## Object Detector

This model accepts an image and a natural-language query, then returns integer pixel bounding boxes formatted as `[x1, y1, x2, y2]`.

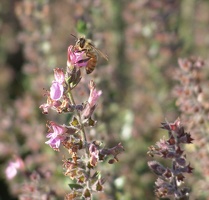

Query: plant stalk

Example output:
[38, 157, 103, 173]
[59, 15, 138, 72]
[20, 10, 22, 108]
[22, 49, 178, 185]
[68, 89, 89, 155]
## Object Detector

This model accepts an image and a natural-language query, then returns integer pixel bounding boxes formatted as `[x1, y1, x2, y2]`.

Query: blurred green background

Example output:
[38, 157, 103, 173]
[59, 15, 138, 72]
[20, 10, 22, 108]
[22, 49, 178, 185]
[1, 0, 209, 199]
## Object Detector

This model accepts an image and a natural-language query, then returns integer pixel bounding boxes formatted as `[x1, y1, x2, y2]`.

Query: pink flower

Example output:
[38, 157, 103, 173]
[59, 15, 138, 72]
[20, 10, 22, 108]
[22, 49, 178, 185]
[88, 80, 102, 107]
[89, 143, 99, 167]
[39, 101, 52, 114]
[82, 80, 102, 118]
[45, 121, 67, 150]
[67, 45, 89, 68]
[156, 139, 169, 150]
[5, 157, 24, 180]
[100, 143, 124, 164]
[39, 91, 62, 114]
[50, 68, 65, 100]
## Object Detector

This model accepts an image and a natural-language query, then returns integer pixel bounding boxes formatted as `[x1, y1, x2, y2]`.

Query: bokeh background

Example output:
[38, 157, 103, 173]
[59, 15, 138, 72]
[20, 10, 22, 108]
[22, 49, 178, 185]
[1, 0, 209, 199]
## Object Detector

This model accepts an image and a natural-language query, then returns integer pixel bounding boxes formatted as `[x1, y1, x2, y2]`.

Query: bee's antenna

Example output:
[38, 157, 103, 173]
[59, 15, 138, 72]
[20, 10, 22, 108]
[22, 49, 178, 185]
[70, 34, 77, 40]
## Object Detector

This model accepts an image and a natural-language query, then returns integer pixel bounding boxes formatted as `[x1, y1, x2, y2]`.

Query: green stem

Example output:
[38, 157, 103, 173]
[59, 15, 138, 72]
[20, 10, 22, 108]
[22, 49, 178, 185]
[67, 89, 89, 155]
[68, 88, 92, 193]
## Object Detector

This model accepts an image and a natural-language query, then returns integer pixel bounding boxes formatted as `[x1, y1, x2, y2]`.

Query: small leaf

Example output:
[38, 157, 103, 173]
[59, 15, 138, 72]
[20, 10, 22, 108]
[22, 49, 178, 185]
[77, 175, 85, 184]
[91, 171, 99, 179]
[68, 184, 83, 190]
[87, 162, 94, 169]
[83, 188, 91, 198]
[88, 117, 96, 126]
[96, 181, 103, 191]
[71, 117, 79, 127]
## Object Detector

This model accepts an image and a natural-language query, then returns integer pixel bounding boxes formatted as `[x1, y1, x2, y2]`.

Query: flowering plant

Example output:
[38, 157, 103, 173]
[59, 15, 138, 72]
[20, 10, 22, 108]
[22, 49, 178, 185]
[39, 40, 124, 199]
[173, 57, 209, 198]
[147, 118, 194, 199]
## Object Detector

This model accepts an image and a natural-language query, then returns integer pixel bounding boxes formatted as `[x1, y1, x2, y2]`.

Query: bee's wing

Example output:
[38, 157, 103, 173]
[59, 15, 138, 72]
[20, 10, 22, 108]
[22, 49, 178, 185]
[90, 44, 108, 61]
[95, 48, 108, 61]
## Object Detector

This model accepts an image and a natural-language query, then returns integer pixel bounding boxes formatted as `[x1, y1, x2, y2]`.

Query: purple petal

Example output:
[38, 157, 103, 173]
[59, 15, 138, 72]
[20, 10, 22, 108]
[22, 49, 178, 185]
[45, 137, 61, 149]
[54, 68, 65, 83]
[50, 82, 64, 100]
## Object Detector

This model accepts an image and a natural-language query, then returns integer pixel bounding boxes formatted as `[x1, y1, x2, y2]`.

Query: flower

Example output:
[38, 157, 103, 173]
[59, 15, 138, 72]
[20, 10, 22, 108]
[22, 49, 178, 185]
[45, 121, 67, 150]
[50, 68, 65, 100]
[89, 143, 99, 167]
[5, 157, 24, 180]
[67, 45, 89, 68]
[82, 80, 102, 119]
[88, 80, 102, 107]
[148, 161, 166, 176]
[100, 143, 124, 164]
[39, 91, 62, 114]
[148, 119, 194, 199]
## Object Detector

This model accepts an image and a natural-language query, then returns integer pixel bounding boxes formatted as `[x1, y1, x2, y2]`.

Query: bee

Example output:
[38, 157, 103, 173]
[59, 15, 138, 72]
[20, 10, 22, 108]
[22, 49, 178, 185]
[71, 34, 108, 74]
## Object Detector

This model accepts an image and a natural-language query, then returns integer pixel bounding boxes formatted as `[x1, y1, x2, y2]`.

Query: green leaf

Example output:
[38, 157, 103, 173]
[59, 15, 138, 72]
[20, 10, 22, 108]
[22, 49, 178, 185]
[88, 117, 96, 126]
[96, 181, 103, 191]
[77, 175, 85, 184]
[68, 183, 83, 190]
[83, 188, 91, 198]
[71, 117, 79, 127]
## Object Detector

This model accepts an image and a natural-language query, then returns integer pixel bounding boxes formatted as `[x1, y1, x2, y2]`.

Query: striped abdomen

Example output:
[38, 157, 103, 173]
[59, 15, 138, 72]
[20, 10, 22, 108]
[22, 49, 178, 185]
[85, 51, 98, 74]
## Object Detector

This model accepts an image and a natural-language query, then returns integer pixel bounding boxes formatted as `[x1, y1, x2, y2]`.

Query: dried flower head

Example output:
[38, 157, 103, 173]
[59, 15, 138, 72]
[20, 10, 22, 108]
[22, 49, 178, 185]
[148, 119, 194, 199]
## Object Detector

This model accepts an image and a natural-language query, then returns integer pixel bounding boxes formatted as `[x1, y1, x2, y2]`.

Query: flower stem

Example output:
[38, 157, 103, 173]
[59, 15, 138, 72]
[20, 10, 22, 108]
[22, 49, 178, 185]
[68, 88, 91, 190]
[67, 89, 89, 155]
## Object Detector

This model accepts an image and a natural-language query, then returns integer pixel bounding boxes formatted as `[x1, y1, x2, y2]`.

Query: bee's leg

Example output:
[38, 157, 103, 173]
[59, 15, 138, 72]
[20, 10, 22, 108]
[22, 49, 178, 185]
[86, 51, 95, 59]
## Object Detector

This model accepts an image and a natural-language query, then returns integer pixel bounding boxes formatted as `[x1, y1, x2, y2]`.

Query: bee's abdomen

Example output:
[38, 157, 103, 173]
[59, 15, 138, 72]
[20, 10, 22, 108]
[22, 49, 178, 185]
[86, 52, 98, 74]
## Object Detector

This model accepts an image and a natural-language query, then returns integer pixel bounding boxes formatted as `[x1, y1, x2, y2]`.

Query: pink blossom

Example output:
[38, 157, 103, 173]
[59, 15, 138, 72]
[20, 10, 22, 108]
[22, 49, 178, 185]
[54, 68, 65, 82]
[5, 157, 24, 179]
[50, 68, 65, 100]
[82, 80, 102, 118]
[88, 80, 102, 107]
[156, 139, 169, 150]
[67, 45, 89, 68]
[50, 82, 64, 100]
[45, 137, 62, 150]
[89, 143, 99, 167]
[39, 92, 62, 114]
[39, 102, 51, 114]
[45, 121, 67, 150]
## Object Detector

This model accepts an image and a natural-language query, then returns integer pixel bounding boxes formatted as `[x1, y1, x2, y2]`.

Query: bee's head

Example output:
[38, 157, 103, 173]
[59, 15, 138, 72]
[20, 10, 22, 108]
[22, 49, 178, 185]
[77, 37, 86, 48]
[71, 34, 86, 49]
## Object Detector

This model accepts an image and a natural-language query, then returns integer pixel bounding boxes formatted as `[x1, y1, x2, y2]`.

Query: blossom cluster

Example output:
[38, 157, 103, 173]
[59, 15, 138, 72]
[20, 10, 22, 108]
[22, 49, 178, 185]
[147, 118, 194, 199]
[173, 57, 209, 197]
[39, 41, 124, 199]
